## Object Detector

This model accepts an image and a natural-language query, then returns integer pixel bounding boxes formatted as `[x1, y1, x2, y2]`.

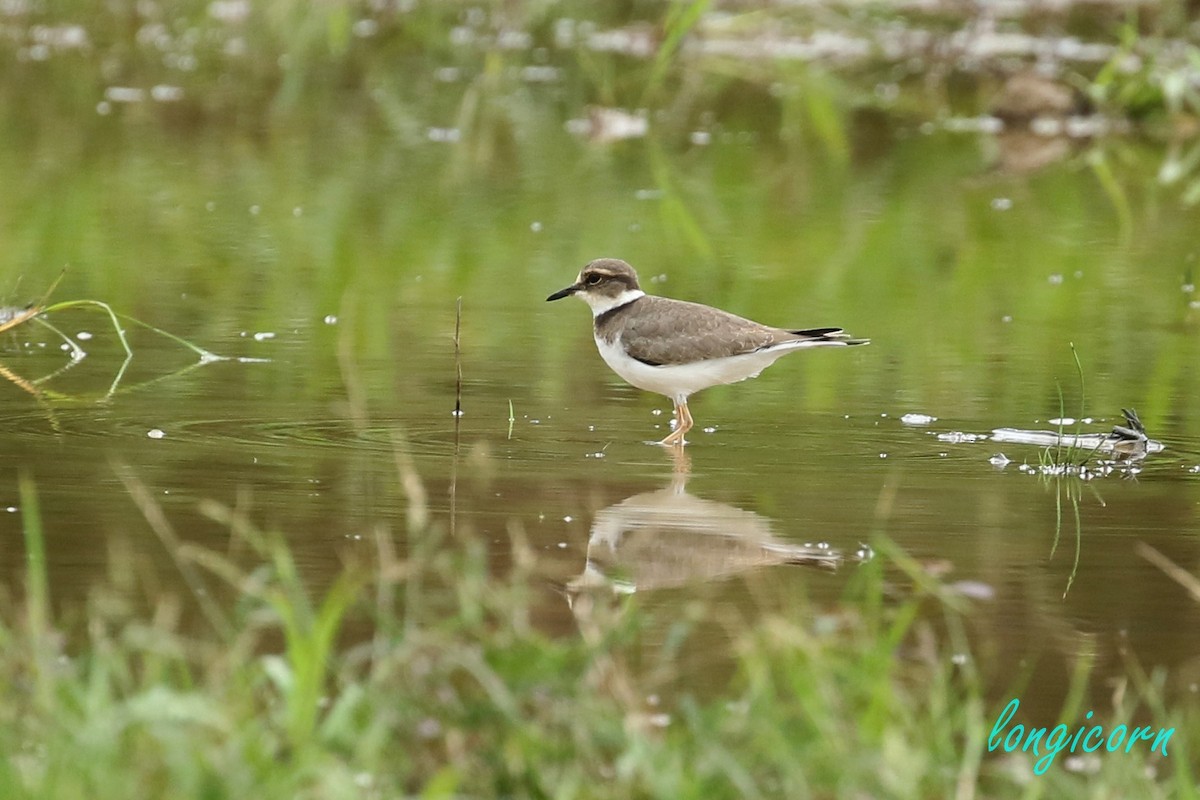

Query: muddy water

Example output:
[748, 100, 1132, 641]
[2, 48, 1200, 723]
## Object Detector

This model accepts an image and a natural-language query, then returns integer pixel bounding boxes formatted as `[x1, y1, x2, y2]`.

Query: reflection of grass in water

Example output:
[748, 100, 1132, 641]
[1, 470, 1194, 795]
[1047, 474, 1085, 600]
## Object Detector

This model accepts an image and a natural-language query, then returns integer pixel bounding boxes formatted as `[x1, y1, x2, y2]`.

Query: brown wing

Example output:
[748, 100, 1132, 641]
[618, 297, 786, 366]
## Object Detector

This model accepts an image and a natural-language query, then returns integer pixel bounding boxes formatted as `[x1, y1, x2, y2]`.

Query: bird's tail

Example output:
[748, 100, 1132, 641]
[789, 327, 870, 346]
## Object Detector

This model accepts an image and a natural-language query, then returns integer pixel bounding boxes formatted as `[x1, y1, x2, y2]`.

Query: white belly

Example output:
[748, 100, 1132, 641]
[595, 336, 802, 403]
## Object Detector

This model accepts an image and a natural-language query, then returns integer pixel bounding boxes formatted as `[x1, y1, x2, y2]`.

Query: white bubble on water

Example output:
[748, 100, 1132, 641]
[151, 85, 184, 102]
[427, 127, 461, 142]
[105, 86, 144, 103]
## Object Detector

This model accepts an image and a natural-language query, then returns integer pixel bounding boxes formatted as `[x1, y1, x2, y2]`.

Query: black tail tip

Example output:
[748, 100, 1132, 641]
[791, 327, 869, 346]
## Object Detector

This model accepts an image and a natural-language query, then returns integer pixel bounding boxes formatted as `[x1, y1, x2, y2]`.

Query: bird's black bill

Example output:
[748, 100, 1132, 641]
[546, 284, 579, 302]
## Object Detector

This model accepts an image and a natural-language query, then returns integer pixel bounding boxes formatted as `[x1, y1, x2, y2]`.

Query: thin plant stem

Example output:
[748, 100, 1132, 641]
[454, 296, 463, 419]
[18, 471, 49, 643]
[116, 466, 233, 638]
[30, 316, 86, 361]
[104, 353, 134, 400]
[19, 471, 60, 713]
[643, 0, 711, 100]
[451, 297, 463, 538]
[41, 299, 132, 359]
[1055, 381, 1066, 465]
[40, 299, 232, 362]
[117, 312, 227, 362]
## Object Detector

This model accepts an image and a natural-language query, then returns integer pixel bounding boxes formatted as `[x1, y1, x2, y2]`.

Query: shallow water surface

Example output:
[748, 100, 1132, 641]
[2, 54, 1199, 726]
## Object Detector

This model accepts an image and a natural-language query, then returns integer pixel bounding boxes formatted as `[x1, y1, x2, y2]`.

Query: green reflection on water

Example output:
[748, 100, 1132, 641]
[3, 109, 1195, 427]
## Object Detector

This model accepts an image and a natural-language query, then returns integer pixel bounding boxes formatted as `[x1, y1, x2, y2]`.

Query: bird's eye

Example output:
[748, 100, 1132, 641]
[585, 273, 603, 286]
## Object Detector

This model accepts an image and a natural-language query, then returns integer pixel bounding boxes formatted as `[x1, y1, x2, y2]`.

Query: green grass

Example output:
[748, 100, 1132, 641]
[0, 477, 1195, 798]
[1038, 344, 1096, 598]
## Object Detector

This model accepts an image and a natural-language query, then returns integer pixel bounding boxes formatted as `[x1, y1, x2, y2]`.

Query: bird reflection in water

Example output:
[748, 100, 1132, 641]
[567, 447, 841, 601]
[562, 449, 854, 723]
